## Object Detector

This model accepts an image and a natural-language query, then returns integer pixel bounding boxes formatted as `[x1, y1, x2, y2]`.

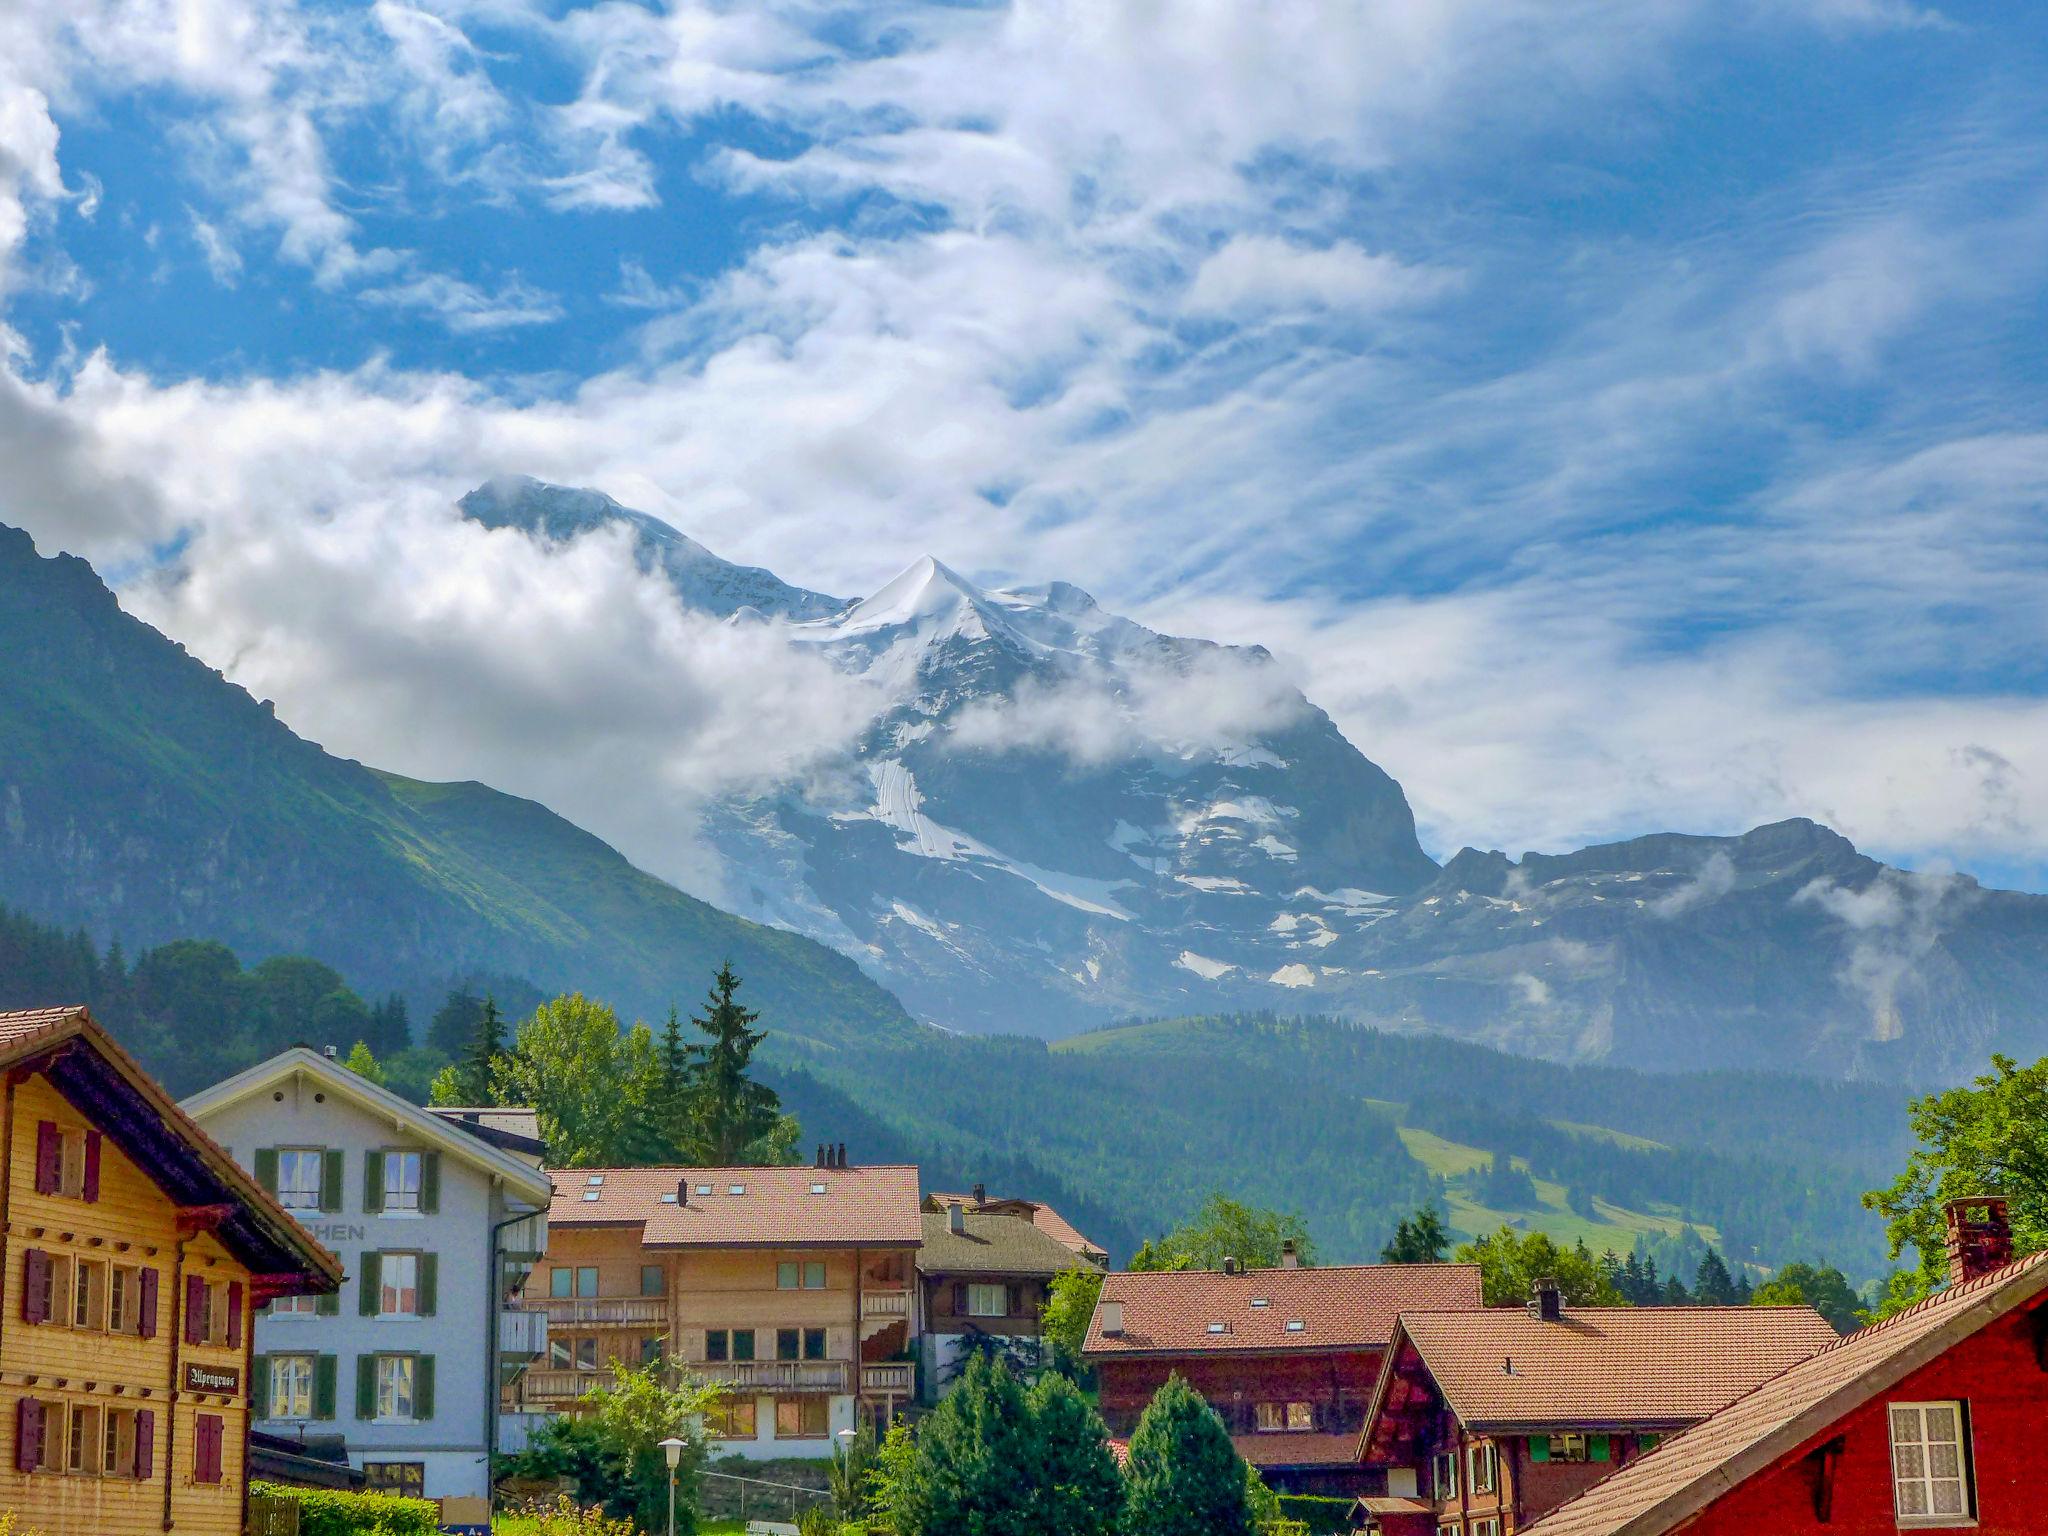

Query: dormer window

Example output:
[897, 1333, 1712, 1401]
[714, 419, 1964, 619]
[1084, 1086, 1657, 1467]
[728, 1184, 746, 1196]
[1285, 1320, 1306, 1332]
[1207, 1322, 1227, 1334]
[695, 1184, 712, 1196]
[810, 1183, 828, 1194]
[1249, 1298, 1270, 1308]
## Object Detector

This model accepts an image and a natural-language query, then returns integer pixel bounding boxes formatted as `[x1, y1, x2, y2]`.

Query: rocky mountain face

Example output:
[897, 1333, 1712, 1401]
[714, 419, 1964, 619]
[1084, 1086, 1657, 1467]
[0, 520, 914, 1045]
[473, 481, 2048, 1082]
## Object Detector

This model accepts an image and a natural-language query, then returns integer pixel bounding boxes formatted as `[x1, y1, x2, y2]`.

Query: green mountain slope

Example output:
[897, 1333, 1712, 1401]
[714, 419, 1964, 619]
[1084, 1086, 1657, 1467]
[0, 524, 913, 1043]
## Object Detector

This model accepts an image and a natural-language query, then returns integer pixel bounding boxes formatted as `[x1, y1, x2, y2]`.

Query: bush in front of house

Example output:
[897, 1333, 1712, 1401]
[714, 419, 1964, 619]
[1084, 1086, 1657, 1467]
[1276, 1494, 1354, 1534]
[248, 1481, 439, 1536]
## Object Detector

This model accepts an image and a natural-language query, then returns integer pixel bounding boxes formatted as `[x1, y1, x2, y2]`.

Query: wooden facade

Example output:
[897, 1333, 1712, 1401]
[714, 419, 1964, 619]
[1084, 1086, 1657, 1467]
[0, 1008, 340, 1534]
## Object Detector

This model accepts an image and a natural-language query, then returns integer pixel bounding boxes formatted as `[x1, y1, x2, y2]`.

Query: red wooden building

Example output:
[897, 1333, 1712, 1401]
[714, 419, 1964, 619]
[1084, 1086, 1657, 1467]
[1353, 1283, 1836, 1533]
[1082, 1251, 1481, 1496]
[1525, 1198, 2047, 1536]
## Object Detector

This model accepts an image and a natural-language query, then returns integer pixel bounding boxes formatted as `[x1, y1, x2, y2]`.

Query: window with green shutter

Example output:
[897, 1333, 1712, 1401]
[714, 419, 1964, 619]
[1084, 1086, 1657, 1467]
[418, 1253, 438, 1318]
[1529, 1434, 1550, 1462]
[1590, 1434, 1611, 1462]
[415, 1355, 435, 1421]
[251, 1356, 270, 1420]
[320, 1149, 345, 1213]
[363, 1151, 386, 1215]
[359, 1252, 383, 1317]
[313, 1355, 338, 1420]
[317, 1288, 340, 1318]
[420, 1152, 441, 1215]
[355, 1355, 377, 1420]
[254, 1148, 279, 1194]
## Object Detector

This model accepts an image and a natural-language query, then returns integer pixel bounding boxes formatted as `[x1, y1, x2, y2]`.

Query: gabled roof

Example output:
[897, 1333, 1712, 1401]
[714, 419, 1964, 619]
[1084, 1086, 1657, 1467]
[550, 1163, 922, 1249]
[1235, 1431, 1360, 1470]
[926, 1191, 1106, 1261]
[182, 1048, 553, 1208]
[1524, 1251, 2048, 1536]
[1359, 1304, 1837, 1458]
[919, 1210, 1093, 1277]
[427, 1105, 546, 1158]
[1083, 1263, 1482, 1357]
[0, 1007, 341, 1294]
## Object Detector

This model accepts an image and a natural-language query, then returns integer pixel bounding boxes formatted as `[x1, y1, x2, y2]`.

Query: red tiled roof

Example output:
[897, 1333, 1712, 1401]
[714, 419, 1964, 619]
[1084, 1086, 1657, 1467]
[1379, 1305, 1837, 1434]
[1234, 1432, 1361, 1469]
[927, 1191, 1106, 1259]
[0, 1005, 89, 1052]
[1524, 1251, 2048, 1536]
[549, 1163, 922, 1248]
[1083, 1263, 1482, 1356]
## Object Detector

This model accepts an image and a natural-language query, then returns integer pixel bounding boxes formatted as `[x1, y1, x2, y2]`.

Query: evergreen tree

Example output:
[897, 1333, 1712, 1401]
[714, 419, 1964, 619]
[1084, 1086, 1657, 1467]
[364, 993, 411, 1057]
[1026, 1371, 1122, 1536]
[463, 996, 507, 1097]
[1620, 1251, 1647, 1304]
[1122, 1374, 1256, 1536]
[685, 965, 783, 1164]
[897, 1351, 1040, 1536]
[657, 1005, 697, 1157]
[1381, 1202, 1451, 1263]
[1693, 1249, 1739, 1305]
[427, 988, 486, 1058]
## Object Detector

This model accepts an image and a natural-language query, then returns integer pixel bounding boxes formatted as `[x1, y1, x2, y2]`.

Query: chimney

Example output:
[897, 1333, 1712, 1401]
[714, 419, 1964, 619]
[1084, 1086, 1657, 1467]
[836, 1141, 848, 1169]
[972, 1182, 987, 1208]
[676, 1179, 688, 1207]
[1280, 1239, 1300, 1270]
[1945, 1196, 2013, 1284]
[1222, 1257, 1239, 1276]
[816, 1144, 827, 1168]
[1530, 1276, 1563, 1323]
[1098, 1300, 1125, 1337]
[323, 1044, 338, 1060]
[947, 1203, 966, 1235]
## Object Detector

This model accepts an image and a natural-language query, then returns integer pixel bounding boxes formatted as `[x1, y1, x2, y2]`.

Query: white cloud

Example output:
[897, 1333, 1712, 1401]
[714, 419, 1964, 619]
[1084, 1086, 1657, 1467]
[358, 271, 563, 333]
[1184, 236, 1455, 319]
[188, 210, 243, 286]
[1651, 852, 1737, 918]
[1794, 868, 1978, 1040]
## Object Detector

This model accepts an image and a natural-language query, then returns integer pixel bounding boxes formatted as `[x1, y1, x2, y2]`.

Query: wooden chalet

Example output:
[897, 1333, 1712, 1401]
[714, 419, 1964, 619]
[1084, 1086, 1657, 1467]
[0, 1006, 343, 1534]
[1353, 1280, 1836, 1534]
[1524, 1199, 2048, 1536]
[1083, 1252, 1482, 1497]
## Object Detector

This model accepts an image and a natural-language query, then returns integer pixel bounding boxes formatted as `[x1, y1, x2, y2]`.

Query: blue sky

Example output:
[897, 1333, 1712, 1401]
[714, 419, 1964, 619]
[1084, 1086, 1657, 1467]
[2, 0, 2047, 893]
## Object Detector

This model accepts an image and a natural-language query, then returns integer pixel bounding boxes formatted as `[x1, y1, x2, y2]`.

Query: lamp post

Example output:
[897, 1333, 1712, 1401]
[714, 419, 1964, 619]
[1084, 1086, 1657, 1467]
[659, 1436, 687, 1536]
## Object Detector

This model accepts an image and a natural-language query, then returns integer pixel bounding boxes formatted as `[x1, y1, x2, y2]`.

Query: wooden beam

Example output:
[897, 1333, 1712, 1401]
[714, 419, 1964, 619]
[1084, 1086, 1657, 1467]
[1807, 1436, 1845, 1523]
[176, 1203, 236, 1235]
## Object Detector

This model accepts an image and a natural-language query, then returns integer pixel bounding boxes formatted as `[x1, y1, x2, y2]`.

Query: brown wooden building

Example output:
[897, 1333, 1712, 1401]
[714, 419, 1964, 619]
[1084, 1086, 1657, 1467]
[1083, 1256, 1482, 1496]
[0, 1006, 341, 1534]
[522, 1156, 921, 1456]
[917, 1200, 1098, 1402]
[1354, 1283, 1837, 1535]
[924, 1188, 1109, 1267]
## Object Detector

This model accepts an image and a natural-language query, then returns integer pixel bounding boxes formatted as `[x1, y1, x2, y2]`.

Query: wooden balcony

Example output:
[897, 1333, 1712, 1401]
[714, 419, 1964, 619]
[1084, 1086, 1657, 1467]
[519, 1368, 603, 1405]
[690, 1360, 850, 1394]
[539, 1296, 669, 1327]
[500, 1304, 548, 1360]
[860, 1363, 914, 1396]
[861, 1290, 910, 1322]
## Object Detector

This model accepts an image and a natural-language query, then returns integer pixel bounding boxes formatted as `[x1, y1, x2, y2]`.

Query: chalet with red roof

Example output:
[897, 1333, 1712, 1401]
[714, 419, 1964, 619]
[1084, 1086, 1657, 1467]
[1082, 1250, 1482, 1497]
[1353, 1279, 1837, 1534]
[1524, 1198, 2047, 1536]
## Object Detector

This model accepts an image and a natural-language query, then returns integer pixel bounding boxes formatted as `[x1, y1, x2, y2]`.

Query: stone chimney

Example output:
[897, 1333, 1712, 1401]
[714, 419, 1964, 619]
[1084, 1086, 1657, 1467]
[1945, 1196, 2013, 1285]
[1281, 1239, 1300, 1270]
[836, 1141, 848, 1169]
[947, 1203, 966, 1235]
[815, 1144, 827, 1168]
[1529, 1276, 1563, 1323]
[676, 1179, 688, 1207]
[972, 1182, 987, 1208]
[1221, 1256, 1239, 1276]
[1098, 1300, 1125, 1337]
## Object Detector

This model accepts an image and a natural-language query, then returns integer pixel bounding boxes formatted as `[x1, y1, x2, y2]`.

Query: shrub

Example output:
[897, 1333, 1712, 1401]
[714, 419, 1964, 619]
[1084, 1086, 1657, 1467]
[248, 1481, 438, 1536]
[493, 1494, 638, 1535]
[1273, 1495, 1353, 1534]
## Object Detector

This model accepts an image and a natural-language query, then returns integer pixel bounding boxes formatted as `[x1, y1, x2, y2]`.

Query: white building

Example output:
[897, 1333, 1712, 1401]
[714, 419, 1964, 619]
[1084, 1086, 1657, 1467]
[184, 1049, 551, 1502]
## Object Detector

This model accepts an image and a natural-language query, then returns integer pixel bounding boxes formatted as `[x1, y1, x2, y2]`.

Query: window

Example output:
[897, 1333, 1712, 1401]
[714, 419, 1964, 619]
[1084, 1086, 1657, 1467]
[780, 1259, 827, 1289]
[364, 1463, 425, 1498]
[102, 1407, 144, 1479]
[575, 1338, 598, 1370]
[380, 1253, 420, 1317]
[804, 1327, 827, 1361]
[1254, 1401, 1314, 1431]
[68, 1403, 104, 1474]
[778, 1328, 801, 1361]
[1534, 1432, 1605, 1464]
[108, 1264, 145, 1334]
[376, 1355, 417, 1421]
[641, 1264, 665, 1297]
[272, 1292, 319, 1317]
[775, 1396, 829, 1438]
[1889, 1401, 1973, 1526]
[551, 1265, 598, 1299]
[705, 1329, 729, 1363]
[549, 1336, 598, 1370]
[270, 1353, 316, 1419]
[17, 1398, 60, 1471]
[1469, 1441, 1498, 1495]
[705, 1328, 756, 1363]
[183, 1275, 242, 1348]
[967, 1283, 1008, 1317]
[383, 1150, 423, 1213]
[804, 1261, 826, 1289]
[276, 1148, 327, 1211]
[72, 1258, 107, 1330]
[708, 1398, 758, 1439]
[1432, 1449, 1459, 1499]
[1472, 1521, 1502, 1536]
[732, 1329, 755, 1362]
[641, 1336, 664, 1366]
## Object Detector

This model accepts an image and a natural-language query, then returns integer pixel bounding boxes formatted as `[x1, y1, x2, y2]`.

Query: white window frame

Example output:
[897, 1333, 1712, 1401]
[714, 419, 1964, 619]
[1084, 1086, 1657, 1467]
[966, 1282, 1008, 1317]
[1433, 1448, 1459, 1499]
[1888, 1400, 1973, 1527]
[1469, 1440, 1498, 1494]
[275, 1148, 326, 1211]
[379, 1252, 420, 1318]
[271, 1292, 319, 1318]
[1471, 1520, 1502, 1536]
[71, 1257, 107, 1331]
[382, 1149, 424, 1214]
[271, 1353, 316, 1420]
[375, 1355, 417, 1423]
[67, 1402, 104, 1474]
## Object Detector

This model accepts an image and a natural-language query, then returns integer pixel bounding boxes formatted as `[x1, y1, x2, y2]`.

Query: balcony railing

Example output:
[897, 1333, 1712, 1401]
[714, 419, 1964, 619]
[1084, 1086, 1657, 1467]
[500, 1305, 548, 1359]
[690, 1360, 850, 1394]
[539, 1296, 669, 1327]
[860, 1363, 914, 1396]
[861, 1290, 910, 1321]
[519, 1369, 602, 1405]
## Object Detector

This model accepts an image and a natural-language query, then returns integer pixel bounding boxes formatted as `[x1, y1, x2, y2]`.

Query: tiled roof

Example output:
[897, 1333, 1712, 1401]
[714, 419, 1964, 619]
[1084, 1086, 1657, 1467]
[1382, 1305, 1838, 1433]
[1084, 1263, 1482, 1356]
[918, 1210, 1093, 1277]
[927, 1191, 1106, 1259]
[1233, 1432, 1360, 1469]
[549, 1163, 922, 1248]
[0, 1005, 89, 1052]
[1524, 1251, 2048, 1536]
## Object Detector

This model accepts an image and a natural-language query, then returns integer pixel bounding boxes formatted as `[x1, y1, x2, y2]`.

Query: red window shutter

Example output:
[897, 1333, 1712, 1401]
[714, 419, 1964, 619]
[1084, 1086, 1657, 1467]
[138, 1266, 160, 1339]
[15, 1398, 40, 1472]
[195, 1413, 222, 1484]
[21, 1249, 49, 1324]
[83, 1129, 102, 1202]
[185, 1274, 207, 1345]
[33, 1121, 59, 1194]
[134, 1408, 155, 1479]
[225, 1281, 244, 1348]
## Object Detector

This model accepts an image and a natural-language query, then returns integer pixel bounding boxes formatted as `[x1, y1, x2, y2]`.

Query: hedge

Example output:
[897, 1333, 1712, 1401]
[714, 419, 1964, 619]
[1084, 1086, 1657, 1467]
[1276, 1494, 1354, 1535]
[249, 1481, 439, 1536]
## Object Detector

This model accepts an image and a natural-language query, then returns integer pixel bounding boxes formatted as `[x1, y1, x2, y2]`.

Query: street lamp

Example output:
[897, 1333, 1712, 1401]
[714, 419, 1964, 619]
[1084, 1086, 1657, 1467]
[659, 1436, 687, 1536]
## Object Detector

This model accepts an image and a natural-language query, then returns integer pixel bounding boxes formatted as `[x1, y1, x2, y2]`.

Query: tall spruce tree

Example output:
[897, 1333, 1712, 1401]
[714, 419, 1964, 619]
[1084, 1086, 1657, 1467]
[686, 964, 782, 1164]
[657, 1005, 696, 1158]
[1026, 1371, 1122, 1536]
[1381, 1202, 1450, 1263]
[1121, 1374, 1256, 1536]
[897, 1351, 1040, 1536]
[463, 996, 507, 1099]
